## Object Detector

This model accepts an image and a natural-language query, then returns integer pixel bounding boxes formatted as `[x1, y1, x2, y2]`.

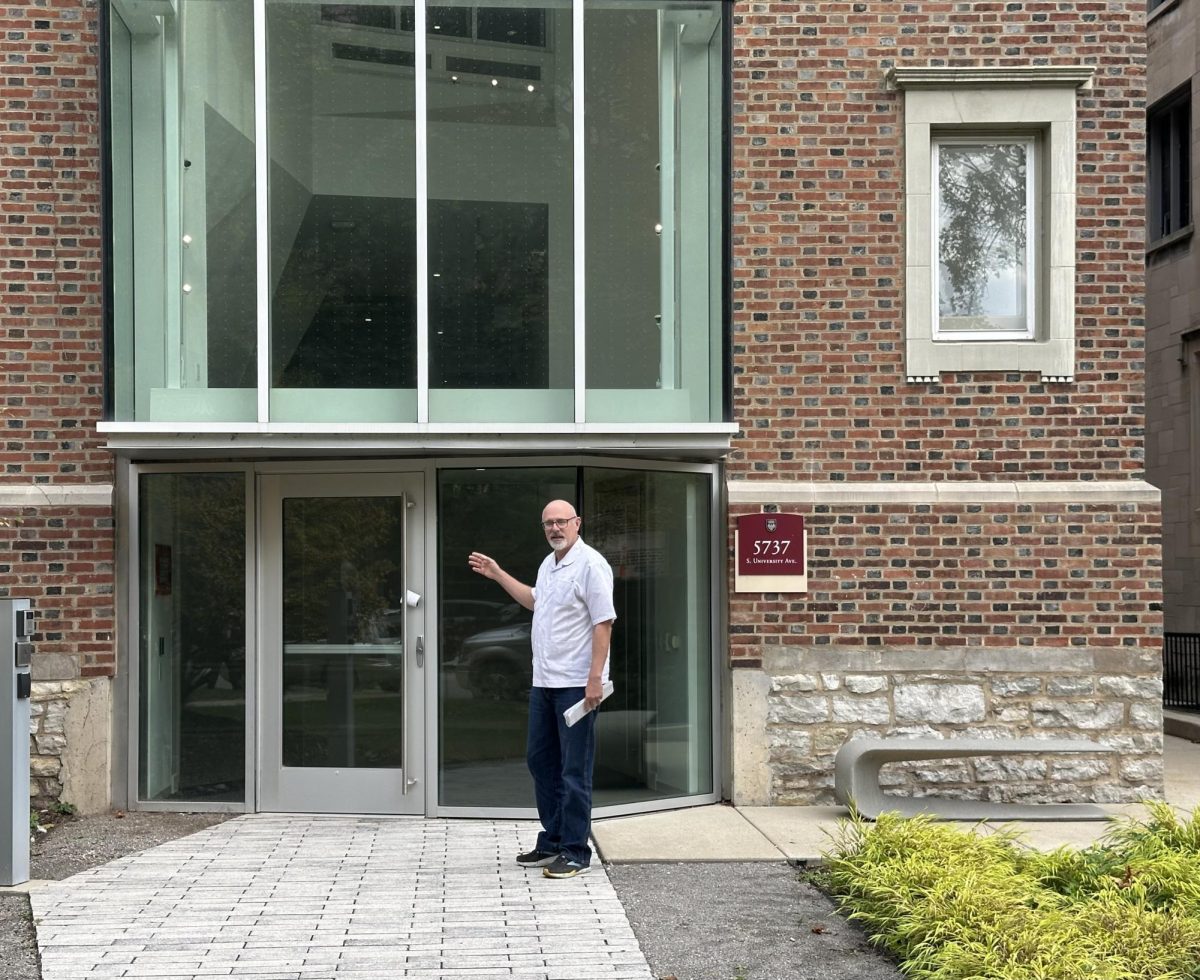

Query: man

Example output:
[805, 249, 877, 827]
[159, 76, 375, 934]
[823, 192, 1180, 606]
[468, 499, 616, 879]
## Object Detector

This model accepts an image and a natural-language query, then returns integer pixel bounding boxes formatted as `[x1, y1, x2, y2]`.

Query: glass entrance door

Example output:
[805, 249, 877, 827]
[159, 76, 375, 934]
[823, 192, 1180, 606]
[259, 472, 425, 813]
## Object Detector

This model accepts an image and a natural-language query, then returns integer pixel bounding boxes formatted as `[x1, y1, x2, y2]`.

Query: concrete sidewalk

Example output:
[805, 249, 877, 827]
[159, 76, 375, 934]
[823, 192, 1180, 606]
[594, 733, 1200, 864]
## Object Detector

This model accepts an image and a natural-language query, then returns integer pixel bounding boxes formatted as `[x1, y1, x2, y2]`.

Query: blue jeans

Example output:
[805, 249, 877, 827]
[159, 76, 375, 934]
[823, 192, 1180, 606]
[527, 686, 597, 865]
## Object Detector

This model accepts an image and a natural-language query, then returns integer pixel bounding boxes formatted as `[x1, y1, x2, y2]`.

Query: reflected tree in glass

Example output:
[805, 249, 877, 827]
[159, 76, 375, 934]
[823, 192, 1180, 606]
[937, 143, 1028, 320]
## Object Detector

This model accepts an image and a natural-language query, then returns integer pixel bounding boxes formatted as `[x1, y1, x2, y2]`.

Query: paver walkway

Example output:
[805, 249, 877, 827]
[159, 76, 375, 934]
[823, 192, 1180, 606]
[30, 814, 653, 980]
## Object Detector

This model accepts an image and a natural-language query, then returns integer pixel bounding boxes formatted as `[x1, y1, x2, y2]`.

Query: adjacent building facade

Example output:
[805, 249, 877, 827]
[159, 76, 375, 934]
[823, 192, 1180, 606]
[1146, 0, 1200, 691]
[1, 0, 1162, 818]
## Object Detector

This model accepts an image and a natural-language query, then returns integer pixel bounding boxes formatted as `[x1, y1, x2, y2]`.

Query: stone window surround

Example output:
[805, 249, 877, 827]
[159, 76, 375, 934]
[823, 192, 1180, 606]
[887, 66, 1096, 384]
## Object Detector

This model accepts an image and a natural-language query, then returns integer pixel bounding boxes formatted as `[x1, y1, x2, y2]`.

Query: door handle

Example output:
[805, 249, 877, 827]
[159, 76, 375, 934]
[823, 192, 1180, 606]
[415, 635, 424, 668]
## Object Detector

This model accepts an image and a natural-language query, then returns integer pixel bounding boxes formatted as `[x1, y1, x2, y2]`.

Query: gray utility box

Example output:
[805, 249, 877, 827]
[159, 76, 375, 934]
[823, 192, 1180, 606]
[2, 598, 32, 886]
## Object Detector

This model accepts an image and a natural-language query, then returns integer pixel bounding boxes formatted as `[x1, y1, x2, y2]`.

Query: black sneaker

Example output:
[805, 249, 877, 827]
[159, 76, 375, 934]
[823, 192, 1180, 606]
[542, 855, 590, 878]
[516, 848, 558, 868]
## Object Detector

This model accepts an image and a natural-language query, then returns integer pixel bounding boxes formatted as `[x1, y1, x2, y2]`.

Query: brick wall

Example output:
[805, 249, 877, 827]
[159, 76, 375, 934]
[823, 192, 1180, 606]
[729, 1, 1147, 481]
[1, 1, 112, 810]
[0, 0, 113, 687]
[726, 3, 1161, 805]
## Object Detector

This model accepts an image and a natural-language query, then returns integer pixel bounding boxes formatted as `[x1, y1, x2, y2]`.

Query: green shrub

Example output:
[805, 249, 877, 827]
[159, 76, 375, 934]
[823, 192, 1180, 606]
[822, 805, 1200, 980]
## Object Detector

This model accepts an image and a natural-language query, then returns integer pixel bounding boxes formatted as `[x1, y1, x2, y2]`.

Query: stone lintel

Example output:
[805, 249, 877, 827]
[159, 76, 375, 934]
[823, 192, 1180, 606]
[0, 484, 115, 507]
[886, 65, 1096, 91]
[762, 646, 1157, 675]
[728, 479, 1161, 507]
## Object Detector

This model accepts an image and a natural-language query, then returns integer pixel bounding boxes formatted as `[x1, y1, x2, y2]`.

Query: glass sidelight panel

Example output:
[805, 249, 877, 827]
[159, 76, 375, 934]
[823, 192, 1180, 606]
[109, 1, 258, 422]
[138, 473, 247, 802]
[583, 467, 713, 804]
[436, 464, 713, 809]
[426, 1, 574, 422]
[437, 467, 575, 807]
[267, 0, 418, 422]
[584, 3, 724, 423]
[281, 496, 407, 768]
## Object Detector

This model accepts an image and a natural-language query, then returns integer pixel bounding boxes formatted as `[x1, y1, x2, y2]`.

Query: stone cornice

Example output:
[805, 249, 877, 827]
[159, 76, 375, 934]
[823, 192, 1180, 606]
[727, 479, 1160, 506]
[886, 65, 1095, 91]
[0, 484, 114, 507]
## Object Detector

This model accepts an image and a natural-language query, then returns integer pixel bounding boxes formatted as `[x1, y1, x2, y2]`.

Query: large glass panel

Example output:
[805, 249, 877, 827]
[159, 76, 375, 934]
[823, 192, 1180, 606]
[935, 139, 1034, 338]
[584, 3, 723, 423]
[138, 473, 246, 802]
[436, 464, 713, 808]
[583, 468, 713, 804]
[426, 1, 573, 422]
[281, 496, 406, 768]
[437, 467, 574, 807]
[267, 0, 418, 421]
[110, 1, 258, 422]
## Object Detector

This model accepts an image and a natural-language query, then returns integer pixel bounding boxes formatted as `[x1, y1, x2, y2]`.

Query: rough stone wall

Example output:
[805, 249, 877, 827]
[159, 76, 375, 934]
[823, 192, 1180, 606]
[765, 648, 1162, 805]
[1, 0, 112, 807]
[728, 2, 1160, 805]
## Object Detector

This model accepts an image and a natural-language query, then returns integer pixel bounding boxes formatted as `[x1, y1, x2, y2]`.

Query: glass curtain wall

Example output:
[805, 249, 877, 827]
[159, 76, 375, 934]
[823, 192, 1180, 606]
[109, 0, 258, 422]
[437, 465, 713, 809]
[109, 0, 725, 426]
[267, 0, 418, 421]
[584, 3, 723, 423]
[427, 1, 574, 422]
[137, 473, 247, 802]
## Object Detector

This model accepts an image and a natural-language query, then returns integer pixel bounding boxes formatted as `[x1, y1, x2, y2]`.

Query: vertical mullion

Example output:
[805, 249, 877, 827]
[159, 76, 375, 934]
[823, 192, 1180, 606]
[573, 0, 585, 424]
[416, 0, 429, 424]
[1168, 109, 1180, 235]
[162, 18, 181, 389]
[253, 0, 269, 425]
[930, 140, 941, 338]
[1026, 138, 1035, 339]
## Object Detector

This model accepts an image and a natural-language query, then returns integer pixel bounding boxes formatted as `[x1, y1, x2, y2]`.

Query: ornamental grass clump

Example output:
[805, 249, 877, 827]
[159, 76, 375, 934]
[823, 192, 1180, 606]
[822, 804, 1200, 980]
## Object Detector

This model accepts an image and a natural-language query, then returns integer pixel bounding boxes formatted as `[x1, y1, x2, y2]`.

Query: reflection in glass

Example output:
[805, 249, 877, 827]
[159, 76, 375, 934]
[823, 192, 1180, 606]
[584, 468, 713, 805]
[138, 473, 246, 802]
[936, 141, 1032, 336]
[281, 496, 406, 769]
[109, 1, 257, 421]
[436, 466, 713, 809]
[585, 3, 724, 422]
[268, 0, 417, 420]
[437, 468, 575, 807]
[427, 1, 573, 420]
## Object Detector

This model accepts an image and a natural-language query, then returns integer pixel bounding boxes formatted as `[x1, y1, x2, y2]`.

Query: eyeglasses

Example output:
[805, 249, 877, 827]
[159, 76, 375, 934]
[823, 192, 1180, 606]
[540, 517, 578, 530]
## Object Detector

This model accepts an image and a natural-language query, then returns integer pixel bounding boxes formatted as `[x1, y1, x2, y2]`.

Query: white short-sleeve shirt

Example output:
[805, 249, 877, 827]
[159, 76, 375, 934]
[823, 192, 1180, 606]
[529, 538, 617, 688]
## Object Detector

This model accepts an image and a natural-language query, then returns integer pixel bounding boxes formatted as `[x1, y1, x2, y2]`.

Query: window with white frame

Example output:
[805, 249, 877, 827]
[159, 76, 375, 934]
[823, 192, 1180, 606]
[933, 136, 1036, 341]
[889, 66, 1093, 383]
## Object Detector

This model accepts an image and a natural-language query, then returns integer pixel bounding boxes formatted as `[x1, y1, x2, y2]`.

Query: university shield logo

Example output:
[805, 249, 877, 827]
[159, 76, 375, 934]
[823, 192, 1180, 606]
[765, 518, 777, 532]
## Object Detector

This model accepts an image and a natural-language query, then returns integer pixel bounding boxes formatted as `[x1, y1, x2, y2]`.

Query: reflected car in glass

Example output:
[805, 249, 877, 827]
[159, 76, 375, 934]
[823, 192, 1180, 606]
[442, 602, 532, 701]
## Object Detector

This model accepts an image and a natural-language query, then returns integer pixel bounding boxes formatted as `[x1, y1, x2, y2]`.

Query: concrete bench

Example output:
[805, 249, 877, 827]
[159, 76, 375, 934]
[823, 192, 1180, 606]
[834, 737, 1111, 821]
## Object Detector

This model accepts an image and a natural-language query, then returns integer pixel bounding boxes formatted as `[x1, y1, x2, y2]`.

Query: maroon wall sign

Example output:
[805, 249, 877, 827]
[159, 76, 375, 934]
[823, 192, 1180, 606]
[736, 513, 805, 576]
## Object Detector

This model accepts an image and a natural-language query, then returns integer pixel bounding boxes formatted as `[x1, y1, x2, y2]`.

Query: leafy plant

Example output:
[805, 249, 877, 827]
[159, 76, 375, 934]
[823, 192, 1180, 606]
[822, 805, 1200, 980]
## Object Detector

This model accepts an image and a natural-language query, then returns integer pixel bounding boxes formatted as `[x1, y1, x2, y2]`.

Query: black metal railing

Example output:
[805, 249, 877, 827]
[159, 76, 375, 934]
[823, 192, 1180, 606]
[1164, 633, 1200, 711]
